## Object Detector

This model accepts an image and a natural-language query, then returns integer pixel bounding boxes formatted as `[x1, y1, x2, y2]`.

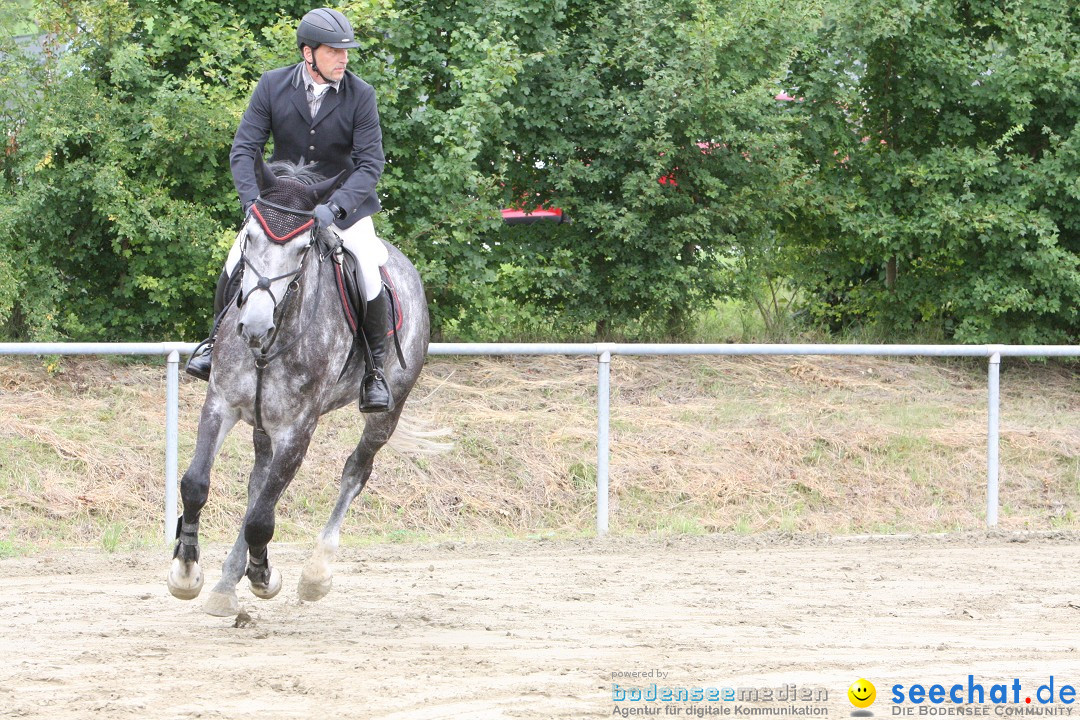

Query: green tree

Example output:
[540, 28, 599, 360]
[0, 0, 528, 340]
[482, 0, 817, 338]
[0, 0, 278, 340]
[348, 0, 526, 334]
[5, 0, 1079, 345]
[788, 0, 1080, 342]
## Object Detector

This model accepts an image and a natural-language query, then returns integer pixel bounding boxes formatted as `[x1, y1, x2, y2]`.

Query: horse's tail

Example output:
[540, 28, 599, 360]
[387, 414, 453, 456]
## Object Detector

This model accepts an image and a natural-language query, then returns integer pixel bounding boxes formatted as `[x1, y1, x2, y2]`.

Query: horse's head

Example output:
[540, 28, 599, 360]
[236, 157, 345, 350]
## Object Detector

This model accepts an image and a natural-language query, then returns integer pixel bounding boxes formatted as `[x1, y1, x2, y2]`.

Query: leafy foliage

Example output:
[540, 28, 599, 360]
[0, 0, 265, 340]
[787, 0, 1080, 342]
[476, 0, 817, 338]
[1, 0, 1078, 343]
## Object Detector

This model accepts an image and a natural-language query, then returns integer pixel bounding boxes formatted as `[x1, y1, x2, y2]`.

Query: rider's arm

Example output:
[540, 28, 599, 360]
[327, 82, 384, 219]
[230, 73, 274, 212]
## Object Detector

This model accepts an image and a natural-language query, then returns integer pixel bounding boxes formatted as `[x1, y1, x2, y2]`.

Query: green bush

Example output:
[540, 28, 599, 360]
[1, 0, 1078, 343]
[787, 0, 1080, 343]
[0, 1, 263, 340]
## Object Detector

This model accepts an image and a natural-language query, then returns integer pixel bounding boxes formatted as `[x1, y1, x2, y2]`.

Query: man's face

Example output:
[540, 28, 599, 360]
[305, 44, 348, 83]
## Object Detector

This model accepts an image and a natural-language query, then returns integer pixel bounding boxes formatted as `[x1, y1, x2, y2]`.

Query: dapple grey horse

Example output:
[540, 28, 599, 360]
[167, 159, 430, 617]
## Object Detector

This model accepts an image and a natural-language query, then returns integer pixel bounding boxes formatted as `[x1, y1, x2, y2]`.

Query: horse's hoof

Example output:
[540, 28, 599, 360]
[204, 590, 239, 617]
[297, 571, 333, 602]
[249, 567, 282, 600]
[167, 558, 203, 600]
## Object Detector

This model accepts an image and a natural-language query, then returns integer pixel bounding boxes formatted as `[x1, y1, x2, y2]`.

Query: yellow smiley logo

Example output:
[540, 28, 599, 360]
[848, 678, 876, 708]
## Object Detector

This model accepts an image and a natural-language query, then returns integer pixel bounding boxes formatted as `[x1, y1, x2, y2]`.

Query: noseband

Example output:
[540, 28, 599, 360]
[237, 234, 311, 313]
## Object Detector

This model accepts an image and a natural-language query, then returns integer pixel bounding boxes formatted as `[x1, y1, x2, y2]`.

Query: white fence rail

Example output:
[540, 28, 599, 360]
[2, 342, 1078, 540]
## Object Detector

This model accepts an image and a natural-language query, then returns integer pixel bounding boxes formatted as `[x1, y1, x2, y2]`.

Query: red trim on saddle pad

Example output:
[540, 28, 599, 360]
[334, 263, 358, 335]
[380, 267, 404, 336]
[332, 264, 405, 337]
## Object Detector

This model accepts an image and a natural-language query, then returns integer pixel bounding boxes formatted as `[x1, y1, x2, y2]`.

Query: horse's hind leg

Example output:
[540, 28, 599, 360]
[167, 395, 238, 600]
[299, 409, 402, 601]
[203, 428, 274, 617]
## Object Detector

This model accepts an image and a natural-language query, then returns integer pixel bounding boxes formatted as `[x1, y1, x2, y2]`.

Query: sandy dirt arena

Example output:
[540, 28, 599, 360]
[1, 533, 1079, 720]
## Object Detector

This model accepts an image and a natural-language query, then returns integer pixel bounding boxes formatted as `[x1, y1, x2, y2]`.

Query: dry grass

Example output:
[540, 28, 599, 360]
[1, 354, 1078, 551]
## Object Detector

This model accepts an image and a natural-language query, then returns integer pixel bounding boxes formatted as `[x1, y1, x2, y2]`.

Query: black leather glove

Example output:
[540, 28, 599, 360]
[313, 203, 339, 231]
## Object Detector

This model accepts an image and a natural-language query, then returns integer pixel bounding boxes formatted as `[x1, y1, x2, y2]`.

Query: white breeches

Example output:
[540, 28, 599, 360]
[226, 215, 389, 302]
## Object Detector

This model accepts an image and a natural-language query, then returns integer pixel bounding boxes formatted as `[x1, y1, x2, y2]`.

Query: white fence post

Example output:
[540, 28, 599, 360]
[165, 350, 181, 545]
[596, 347, 612, 536]
[986, 349, 1002, 527]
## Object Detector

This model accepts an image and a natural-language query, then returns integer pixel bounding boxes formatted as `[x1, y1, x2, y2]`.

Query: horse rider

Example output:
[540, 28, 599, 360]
[186, 7, 394, 413]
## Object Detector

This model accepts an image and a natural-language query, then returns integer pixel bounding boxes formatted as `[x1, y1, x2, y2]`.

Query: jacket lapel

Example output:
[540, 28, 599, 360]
[290, 81, 312, 125]
[312, 87, 342, 128]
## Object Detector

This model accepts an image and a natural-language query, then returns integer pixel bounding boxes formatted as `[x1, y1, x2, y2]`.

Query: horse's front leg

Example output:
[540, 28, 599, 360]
[167, 395, 239, 600]
[203, 428, 274, 617]
[299, 408, 403, 601]
[242, 420, 318, 601]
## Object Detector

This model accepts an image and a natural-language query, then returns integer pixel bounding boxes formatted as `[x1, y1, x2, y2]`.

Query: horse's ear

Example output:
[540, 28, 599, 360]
[254, 155, 278, 193]
[308, 168, 351, 205]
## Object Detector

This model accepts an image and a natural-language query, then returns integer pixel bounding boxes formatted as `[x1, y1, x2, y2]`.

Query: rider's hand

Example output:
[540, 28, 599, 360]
[313, 203, 338, 231]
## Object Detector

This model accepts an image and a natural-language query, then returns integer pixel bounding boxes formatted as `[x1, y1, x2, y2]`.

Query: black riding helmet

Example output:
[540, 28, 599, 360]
[296, 8, 361, 51]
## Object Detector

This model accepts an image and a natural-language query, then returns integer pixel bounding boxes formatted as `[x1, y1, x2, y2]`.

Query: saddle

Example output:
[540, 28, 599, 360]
[219, 228, 405, 369]
[334, 247, 365, 336]
[332, 244, 406, 366]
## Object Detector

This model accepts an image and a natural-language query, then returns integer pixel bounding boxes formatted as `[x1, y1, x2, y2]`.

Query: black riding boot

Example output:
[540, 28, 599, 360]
[359, 287, 394, 413]
[185, 270, 231, 381]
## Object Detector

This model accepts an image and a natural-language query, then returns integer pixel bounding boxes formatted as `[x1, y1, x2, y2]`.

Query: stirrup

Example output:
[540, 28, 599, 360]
[185, 341, 213, 381]
[359, 369, 394, 413]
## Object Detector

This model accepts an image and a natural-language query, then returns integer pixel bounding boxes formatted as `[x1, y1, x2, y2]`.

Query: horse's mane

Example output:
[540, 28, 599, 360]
[266, 160, 324, 186]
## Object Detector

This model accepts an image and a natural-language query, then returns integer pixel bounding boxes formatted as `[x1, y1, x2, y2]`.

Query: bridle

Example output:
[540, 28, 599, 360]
[237, 201, 342, 434]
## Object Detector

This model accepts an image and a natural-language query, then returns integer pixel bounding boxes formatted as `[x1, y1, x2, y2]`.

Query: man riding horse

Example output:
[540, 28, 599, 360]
[187, 7, 394, 414]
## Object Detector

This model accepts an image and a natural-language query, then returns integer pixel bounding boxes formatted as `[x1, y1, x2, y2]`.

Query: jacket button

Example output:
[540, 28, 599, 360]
[310, 129, 315, 135]
[309, 145, 315, 151]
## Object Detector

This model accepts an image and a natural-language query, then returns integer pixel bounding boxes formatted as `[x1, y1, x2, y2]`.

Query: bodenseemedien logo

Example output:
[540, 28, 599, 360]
[850, 679, 877, 716]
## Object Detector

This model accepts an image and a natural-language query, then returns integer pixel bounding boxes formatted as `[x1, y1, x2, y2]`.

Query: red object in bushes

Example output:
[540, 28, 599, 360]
[658, 142, 722, 187]
[500, 206, 568, 225]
